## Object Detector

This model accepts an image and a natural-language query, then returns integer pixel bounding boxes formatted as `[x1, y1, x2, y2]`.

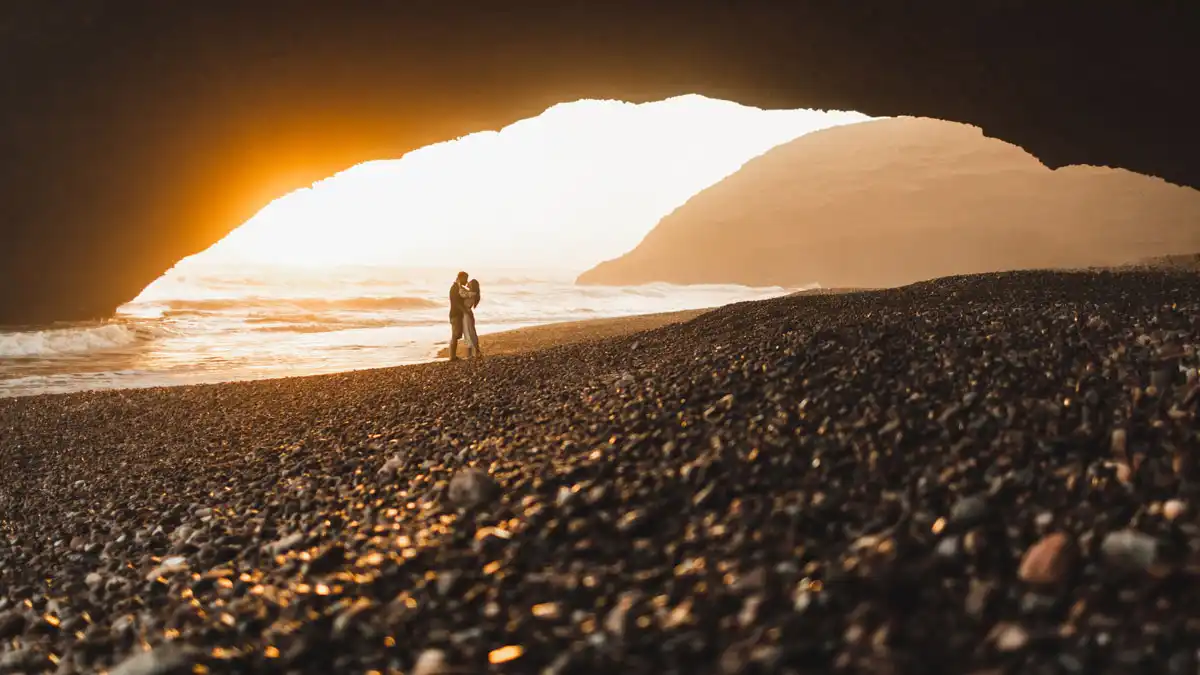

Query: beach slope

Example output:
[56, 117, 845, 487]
[435, 309, 709, 359]
[2, 270, 1200, 673]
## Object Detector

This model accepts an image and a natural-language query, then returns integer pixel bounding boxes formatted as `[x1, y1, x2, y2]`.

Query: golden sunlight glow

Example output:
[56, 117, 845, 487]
[190, 95, 871, 272]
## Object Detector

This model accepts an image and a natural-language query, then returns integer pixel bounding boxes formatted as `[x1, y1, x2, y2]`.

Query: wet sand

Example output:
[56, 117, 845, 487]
[3, 269, 1200, 673]
[436, 289, 867, 360]
[436, 309, 710, 359]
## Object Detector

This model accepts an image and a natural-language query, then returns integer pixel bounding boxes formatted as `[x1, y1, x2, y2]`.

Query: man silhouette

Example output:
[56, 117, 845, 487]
[447, 271, 469, 361]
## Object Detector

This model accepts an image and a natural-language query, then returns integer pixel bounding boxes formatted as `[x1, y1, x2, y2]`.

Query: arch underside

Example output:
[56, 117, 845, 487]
[0, 2, 1195, 325]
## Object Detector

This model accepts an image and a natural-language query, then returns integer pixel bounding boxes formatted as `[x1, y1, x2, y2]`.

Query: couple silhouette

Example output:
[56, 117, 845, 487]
[448, 271, 482, 361]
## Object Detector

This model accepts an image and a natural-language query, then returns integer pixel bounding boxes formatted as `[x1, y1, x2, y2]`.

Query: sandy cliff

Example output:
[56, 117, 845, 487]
[578, 118, 1200, 288]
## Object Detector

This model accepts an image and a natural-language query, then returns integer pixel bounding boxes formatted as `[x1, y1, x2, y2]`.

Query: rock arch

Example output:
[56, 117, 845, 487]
[0, 2, 1195, 324]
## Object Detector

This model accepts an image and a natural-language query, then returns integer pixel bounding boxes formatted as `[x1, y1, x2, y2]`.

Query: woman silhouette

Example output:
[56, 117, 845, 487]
[459, 278, 483, 358]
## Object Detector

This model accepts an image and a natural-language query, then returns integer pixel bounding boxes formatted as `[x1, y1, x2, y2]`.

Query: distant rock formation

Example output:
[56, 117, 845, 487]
[577, 118, 1200, 289]
[1130, 253, 1200, 272]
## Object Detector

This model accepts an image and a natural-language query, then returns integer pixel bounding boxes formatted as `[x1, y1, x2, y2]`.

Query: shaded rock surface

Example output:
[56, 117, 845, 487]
[4, 270, 1200, 673]
[578, 117, 1200, 288]
[1, 5, 1197, 327]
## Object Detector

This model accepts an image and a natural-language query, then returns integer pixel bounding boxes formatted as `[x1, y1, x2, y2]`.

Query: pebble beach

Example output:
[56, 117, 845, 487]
[4, 269, 1200, 674]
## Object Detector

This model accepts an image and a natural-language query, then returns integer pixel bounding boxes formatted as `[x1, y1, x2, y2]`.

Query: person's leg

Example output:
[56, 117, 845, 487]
[468, 312, 482, 357]
[449, 315, 464, 360]
[462, 312, 476, 357]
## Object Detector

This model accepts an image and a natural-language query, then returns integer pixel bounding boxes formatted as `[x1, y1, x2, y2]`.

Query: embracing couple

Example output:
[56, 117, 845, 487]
[448, 271, 483, 361]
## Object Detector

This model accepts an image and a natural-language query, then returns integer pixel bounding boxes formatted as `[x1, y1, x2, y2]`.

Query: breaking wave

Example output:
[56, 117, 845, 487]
[5, 271, 802, 397]
[161, 296, 440, 315]
[0, 322, 171, 359]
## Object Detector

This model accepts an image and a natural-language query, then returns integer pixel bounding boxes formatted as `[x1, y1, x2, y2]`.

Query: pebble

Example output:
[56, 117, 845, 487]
[1106, 460, 1133, 484]
[965, 580, 996, 618]
[447, 467, 499, 509]
[1018, 533, 1076, 585]
[936, 537, 960, 558]
[487, 645, 524, 664]
[0, 611, 27, 639]
[108, 644, 196, 675]
[144, 556, 188, 581]
[170, 525, 193, 542]
[305, 544, 347, 575]
[410, 649, 449, 675]
[990, 623, 1030, 652]
[1111, 428, 1128, 457]
[1152, 367, 1174, 391]
[950, 494, 990, 525]
[267, 531, 305, 555]
[377, 453, 405, 479]
[1101, 530, 1159, 571]
[0, 649, 46, 672]
[1164, 499, 1187, 521]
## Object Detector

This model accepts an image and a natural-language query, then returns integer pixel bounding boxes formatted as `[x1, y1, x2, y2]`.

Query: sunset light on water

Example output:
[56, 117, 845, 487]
[0, 96, 865, 396]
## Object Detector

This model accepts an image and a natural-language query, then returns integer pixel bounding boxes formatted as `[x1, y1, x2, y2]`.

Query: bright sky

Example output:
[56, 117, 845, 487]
[189, 95, 871, 273]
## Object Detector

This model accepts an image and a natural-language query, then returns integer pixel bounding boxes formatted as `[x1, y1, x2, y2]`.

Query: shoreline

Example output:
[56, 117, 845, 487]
[0, 308, 719, 401]
[432, 287, 870, 360]
[433, 308, 712, 359]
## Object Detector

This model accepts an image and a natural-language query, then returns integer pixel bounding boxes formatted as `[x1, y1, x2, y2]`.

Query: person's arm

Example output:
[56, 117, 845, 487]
[458, 286, 478, 302]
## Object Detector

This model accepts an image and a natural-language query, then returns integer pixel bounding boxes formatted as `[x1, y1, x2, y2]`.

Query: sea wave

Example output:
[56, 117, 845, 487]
[250, 319, 401, 334]
[162, 296, 440, 314]
[0, 322, 171, 359]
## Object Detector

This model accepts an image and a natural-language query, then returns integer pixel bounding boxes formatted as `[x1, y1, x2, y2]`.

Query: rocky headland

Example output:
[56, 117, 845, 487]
[578, 118, 1200, 289]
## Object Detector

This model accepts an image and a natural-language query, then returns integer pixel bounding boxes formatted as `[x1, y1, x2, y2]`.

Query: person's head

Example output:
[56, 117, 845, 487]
[456, 271, 468, 285]
[468, 278, 481, 307]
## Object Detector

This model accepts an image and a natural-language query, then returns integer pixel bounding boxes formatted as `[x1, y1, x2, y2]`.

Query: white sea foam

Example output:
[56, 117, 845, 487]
[0, 265, 809, 397]
[0, 323, 169, 359]
[162, 295, 440, 314]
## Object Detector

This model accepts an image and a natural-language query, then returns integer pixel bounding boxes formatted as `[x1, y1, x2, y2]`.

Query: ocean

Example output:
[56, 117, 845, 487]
[0, 262, 800, 398]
